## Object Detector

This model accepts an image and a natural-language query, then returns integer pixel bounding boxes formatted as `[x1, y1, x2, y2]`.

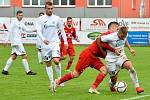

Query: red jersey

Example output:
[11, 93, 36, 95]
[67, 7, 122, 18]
[88, 31, 115, 58]
[64, 25, 77, 43]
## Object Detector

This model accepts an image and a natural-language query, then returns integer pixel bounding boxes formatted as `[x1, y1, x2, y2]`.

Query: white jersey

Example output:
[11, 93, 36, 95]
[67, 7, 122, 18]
[101, 32, 127, 62]
[9, 19, 33, 46]
[36, 14, 67, 49]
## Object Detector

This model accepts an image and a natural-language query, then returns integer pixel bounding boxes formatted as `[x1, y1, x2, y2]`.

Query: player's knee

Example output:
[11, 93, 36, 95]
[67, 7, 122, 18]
[100, 66, 108, 75]
[45, 61, 51, 66]
[11, 54, 17, 60]
[72, 70, 80, 78]
[53, 59, 60, 65]
[124, 61, 132, 70]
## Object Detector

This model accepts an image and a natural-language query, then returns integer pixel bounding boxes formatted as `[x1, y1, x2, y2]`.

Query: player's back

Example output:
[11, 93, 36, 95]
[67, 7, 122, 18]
[88, 41, 104, 58]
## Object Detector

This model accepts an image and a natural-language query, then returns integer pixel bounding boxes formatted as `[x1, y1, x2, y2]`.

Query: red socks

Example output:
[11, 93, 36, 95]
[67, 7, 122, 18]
[66, 60, 73, 70]
[58, 72, 73, 84]
[92, 73, 106, 89]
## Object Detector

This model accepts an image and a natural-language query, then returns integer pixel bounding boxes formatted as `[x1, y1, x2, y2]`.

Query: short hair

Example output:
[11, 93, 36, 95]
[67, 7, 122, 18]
[45, 1, 53, 8]
[16, 10, 23, 15]
[67, 17, 72, 21]
[108, 21, 119, 29]
[39, 12, 44, 16]
[119, 26, 128, 34]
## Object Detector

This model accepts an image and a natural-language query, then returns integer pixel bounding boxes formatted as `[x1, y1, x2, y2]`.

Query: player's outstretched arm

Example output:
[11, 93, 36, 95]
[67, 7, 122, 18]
[125, 40, 136, 56]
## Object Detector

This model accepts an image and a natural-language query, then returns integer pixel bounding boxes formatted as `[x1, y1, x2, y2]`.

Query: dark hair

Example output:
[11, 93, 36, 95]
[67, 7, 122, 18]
[39, 12, 44, 16]
[67, 17, 72, 21]
[108, 21, 119, 29]
[45, 1, 53, 8]
[16, 10, 23, 15]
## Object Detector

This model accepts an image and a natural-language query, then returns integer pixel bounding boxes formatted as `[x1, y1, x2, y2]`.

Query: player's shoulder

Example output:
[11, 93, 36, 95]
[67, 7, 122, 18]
[11, 19, 18, 25]
[52, 14, 60, 19]
[38, 15, 46, 20]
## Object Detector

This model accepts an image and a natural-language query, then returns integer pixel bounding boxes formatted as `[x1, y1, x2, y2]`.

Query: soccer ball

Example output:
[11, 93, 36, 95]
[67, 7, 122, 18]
[115, 81, 127, 93]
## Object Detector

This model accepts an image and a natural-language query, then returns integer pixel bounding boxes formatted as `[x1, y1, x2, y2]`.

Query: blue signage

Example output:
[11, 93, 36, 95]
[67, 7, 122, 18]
[127, 31, 149, 46]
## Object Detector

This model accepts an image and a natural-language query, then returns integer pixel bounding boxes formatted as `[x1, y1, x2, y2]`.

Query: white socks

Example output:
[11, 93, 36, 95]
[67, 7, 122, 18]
[128, 67, 139, 88]
[4, 57, 13, 71]
[46, 66, 54, 83]
[38, 51, 42, 63]
[55, 63, 61, 79]
[22, 59, 30, 73]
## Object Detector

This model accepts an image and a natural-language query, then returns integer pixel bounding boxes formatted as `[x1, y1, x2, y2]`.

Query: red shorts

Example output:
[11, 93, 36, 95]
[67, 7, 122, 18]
[67, 43, 75, 56]
[75, 48, 104, 75]
[60, 42, 75, 57]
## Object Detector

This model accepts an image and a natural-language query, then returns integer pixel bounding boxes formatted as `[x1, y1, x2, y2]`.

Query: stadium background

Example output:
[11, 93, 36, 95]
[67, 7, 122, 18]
[0, 1, 150, 100]
[0, 0, 150, 46]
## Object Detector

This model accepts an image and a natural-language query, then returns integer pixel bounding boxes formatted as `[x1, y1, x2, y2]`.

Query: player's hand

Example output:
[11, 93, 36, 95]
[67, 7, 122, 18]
[129, 48, 136, 56]
[64, 44, 68, 49]
[115, 48, 121, 56]
[43, 40, 49, 45]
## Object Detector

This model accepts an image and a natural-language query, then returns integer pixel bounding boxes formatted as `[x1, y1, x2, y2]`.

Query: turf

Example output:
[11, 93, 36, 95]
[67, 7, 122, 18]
[0, 45, 150, 100]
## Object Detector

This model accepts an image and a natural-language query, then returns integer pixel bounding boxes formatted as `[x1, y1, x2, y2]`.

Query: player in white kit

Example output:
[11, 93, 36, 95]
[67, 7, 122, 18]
[2, 10, 37, 75]
[36, 12, 44, 64]
[101, 27, 144, 94]
[36, 1, 68, 93]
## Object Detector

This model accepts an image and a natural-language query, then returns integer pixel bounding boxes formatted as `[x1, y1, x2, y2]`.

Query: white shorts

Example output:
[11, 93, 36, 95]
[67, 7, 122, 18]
[106, 55, 128, 77]
[42, 44, 60, 61]
[11, 44, 26, 56]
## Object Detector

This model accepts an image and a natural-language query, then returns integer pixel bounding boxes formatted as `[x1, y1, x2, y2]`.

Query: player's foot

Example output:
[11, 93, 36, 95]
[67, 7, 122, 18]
[136, 87, 144, 94]
[49, 82, 56, 93]
[59, 83, 64, 87]
[26, 71, 37, 75]
[109, 79, 116, 92]
[110, 86, 116, 92]
[2, 69, 9, 75]
[88, 87, 100, 94]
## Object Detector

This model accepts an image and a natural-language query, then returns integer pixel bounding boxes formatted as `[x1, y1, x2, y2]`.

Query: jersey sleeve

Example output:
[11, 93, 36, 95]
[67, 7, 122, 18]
[72, 28, 78, 40]
[36, 17, 45, 41]
[57, 18, 68, 45]
[101, 33, 114, 42]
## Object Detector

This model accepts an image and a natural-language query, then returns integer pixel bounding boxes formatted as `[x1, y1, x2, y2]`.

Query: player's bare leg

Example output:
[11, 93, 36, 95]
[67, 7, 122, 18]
[123, 61, 144, 94]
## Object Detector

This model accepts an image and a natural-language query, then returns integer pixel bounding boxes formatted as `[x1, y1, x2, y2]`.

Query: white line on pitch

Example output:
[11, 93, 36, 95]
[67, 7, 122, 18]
[121, 94, 150, 100]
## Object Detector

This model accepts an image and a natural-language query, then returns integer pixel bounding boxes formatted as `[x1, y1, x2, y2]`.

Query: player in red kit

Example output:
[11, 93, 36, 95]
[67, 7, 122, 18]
[54, 39, 121, 93]
[61, 17, 79, 71]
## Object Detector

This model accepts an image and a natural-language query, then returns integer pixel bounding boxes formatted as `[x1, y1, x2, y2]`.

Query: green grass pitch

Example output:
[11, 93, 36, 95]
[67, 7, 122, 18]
[0, 45, 150, 100]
